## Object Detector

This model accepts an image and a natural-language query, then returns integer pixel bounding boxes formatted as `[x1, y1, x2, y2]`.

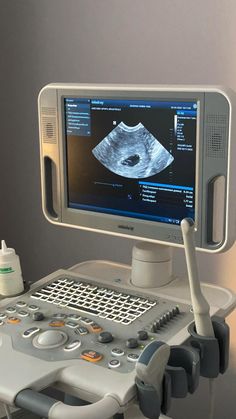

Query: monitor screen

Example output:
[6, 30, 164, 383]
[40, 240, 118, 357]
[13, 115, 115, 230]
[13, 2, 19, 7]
[64, 97, 197, 226]
[38, 84, 233, 251]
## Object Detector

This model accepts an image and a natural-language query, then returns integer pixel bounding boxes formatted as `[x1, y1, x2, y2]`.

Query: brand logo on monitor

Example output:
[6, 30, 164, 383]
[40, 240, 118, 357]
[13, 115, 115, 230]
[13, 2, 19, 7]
[118, 224, 134, 231]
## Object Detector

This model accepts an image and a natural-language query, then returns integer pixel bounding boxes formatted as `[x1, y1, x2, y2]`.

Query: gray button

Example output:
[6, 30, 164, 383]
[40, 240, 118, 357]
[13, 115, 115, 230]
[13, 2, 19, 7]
[64, 340, 81, 351]
[0, 313, 7, 319]
[0, 321, 4, 326]
[75, 326, 89, 335]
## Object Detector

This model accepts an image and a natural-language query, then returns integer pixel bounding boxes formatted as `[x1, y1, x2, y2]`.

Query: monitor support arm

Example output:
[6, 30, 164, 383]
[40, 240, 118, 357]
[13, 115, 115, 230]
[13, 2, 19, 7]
[131, 242, 173, 288]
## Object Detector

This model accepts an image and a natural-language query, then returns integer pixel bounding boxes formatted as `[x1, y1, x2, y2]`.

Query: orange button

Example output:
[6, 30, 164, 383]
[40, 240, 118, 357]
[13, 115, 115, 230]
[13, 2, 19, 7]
[81, 350, 103, 363]
[90, 323, 102, 333]
[7, 317, 21, 324]
[49, 320, 65, 327]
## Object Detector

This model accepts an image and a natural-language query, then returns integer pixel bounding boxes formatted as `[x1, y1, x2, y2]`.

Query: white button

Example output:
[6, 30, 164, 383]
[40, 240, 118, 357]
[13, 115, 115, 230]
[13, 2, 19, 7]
[65, 321, 78, 329]
[64, 340, 81, 351]
[127, 353, 139, 362]
[18, 311, 29, 317]
[22, 327, 40, 338]
[28, 305, 40, 311]
[16, 301, 27, 308]
[6, 307, 16, 314]
[108, 359, 121, 368]
[111, 348, 125, 357]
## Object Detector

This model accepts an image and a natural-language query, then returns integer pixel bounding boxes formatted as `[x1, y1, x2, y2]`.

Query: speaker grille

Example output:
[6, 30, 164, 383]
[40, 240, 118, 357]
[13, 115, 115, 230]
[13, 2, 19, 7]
[206, 114, 227, 125]
[42, 107, 56, 116]
[206, 114, 227, 159]
[41, 107, 57, 144]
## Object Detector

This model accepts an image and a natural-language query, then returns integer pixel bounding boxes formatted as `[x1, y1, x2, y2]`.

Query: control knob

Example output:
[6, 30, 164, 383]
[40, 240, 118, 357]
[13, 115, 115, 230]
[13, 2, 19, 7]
[137, 330, 149, 341]
[98, 331, 113, 343]
[126, 338, 139, 349]
[32, 312, 45, 321]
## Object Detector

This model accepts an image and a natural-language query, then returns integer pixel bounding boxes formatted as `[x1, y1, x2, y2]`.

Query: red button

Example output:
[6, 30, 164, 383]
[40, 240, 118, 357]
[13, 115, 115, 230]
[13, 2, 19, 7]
[7, 317, 21, 324]
[90, 323, 102, 333]
[49, 320, 65, 327]
[81, 350, 103, 363]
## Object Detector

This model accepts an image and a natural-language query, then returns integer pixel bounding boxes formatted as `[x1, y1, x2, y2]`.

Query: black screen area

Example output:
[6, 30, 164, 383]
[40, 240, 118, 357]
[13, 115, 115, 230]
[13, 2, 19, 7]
[64, 97, 197, 225]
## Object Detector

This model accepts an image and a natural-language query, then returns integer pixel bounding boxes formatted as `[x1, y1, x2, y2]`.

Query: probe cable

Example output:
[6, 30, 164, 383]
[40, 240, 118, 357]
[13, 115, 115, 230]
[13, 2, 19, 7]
[2, 403, 12, 419]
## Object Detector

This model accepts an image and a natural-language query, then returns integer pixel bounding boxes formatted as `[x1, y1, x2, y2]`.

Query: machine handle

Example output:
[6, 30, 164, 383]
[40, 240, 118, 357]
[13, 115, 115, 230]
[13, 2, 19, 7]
[43, 156, 59, 220]
[15, 389, 120, 419]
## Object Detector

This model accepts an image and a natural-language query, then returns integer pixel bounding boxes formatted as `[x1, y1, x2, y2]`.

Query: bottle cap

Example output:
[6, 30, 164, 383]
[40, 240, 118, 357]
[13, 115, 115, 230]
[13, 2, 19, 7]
[0, 240, 16, 262]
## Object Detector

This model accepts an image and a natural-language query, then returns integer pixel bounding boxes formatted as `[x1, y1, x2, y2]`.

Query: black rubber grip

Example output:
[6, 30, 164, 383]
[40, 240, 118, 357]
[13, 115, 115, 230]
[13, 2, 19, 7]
[44, 156, 58, 219]
[15, 389, 57, 418]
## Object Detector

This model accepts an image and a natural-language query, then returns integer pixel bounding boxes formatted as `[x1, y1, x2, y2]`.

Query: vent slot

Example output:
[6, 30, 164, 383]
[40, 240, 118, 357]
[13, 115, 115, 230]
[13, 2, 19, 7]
[206, 114, 227, 159]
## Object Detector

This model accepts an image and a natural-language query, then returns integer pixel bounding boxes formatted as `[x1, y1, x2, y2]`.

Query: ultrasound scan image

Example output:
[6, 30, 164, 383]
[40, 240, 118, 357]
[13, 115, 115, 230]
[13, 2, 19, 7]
[92, 122, 174, 178]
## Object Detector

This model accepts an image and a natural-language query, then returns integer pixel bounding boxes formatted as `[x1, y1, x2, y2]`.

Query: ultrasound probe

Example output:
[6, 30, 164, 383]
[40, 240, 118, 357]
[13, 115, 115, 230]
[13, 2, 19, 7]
[181, 218, 215, 338]
[181, 218, 215, 419]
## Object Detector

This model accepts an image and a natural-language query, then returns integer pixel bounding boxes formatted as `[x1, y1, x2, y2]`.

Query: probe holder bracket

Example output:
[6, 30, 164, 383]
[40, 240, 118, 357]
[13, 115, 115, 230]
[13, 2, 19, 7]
[188, 316, 229, 378]
[135, 342, 200, 419]
[135, 372, 171, 419]
[165, 345, 200, 398]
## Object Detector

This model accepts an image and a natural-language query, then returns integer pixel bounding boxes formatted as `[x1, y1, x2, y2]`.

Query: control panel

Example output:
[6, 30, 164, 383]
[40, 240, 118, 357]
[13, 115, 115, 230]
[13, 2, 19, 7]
[0, 274, 193, 374]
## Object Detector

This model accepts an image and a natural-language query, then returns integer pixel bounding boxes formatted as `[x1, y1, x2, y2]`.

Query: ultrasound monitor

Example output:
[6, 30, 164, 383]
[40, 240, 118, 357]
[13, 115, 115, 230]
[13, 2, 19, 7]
[38, 84, 236, 252]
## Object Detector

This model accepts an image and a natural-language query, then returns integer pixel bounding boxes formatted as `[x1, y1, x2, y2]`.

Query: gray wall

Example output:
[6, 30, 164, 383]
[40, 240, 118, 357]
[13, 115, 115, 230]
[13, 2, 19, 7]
[0, 1, 236, 418]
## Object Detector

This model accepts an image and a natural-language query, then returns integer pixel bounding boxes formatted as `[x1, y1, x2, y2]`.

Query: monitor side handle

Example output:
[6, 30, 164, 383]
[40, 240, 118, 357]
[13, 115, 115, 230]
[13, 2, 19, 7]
[38, 85, 62, 224]
[43, 156, 59, 220]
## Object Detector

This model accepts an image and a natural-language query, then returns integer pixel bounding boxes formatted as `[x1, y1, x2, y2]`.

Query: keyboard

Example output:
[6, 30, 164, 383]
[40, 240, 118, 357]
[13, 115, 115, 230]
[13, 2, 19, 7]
[31, 277, 157, 325]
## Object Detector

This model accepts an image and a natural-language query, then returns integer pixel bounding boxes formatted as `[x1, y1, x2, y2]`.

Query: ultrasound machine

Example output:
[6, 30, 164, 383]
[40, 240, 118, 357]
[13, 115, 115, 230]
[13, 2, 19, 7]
[0, 84, 236, 419]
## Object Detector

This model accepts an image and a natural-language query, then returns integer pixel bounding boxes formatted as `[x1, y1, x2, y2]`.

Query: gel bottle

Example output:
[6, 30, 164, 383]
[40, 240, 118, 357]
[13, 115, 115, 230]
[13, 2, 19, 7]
[0, 240, 24, 296]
